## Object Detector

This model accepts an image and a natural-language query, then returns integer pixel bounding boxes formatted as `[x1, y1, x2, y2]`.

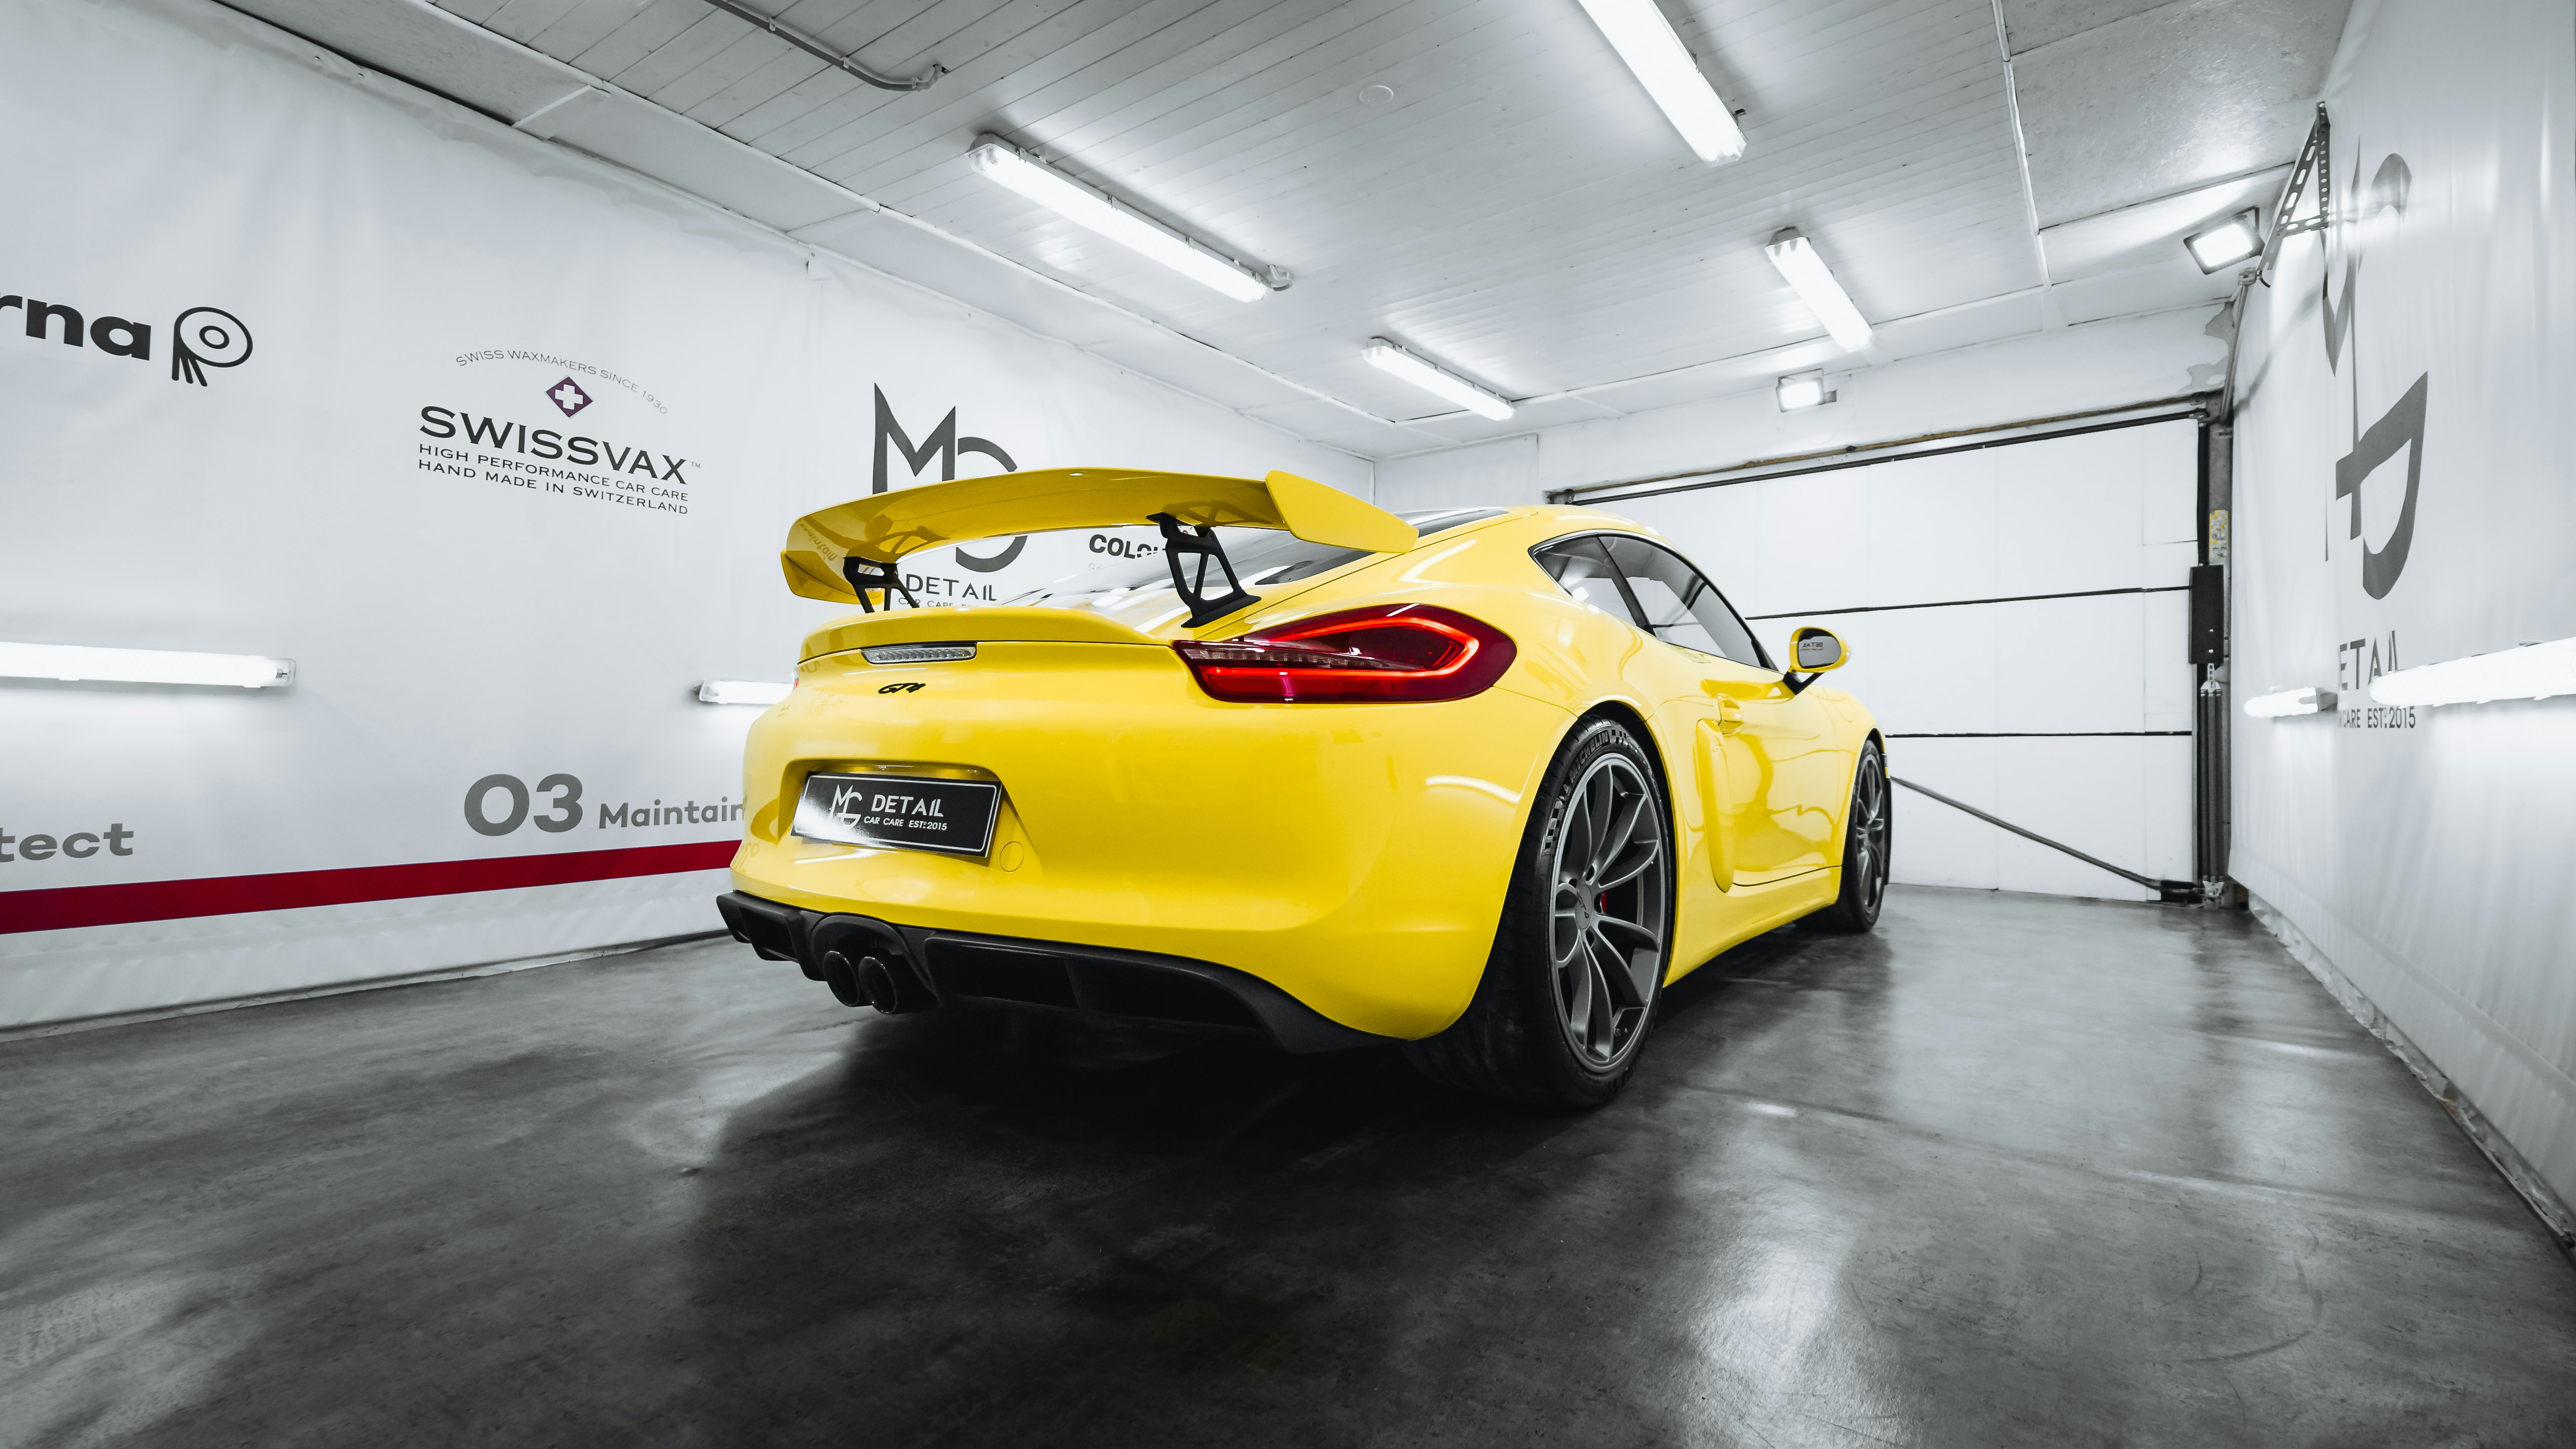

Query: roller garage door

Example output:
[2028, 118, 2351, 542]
[1586, 415, 2202, 901]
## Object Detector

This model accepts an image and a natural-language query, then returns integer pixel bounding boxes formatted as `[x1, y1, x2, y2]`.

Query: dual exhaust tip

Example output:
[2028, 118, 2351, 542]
[821, 948, 928, 1015]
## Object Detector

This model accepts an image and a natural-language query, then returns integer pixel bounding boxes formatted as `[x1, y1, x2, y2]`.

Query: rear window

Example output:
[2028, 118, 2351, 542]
[1006, 507, 1505, 607]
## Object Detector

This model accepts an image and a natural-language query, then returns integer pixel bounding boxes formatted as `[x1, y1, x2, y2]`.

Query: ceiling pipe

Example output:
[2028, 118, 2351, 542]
[700, 0, 943, 92]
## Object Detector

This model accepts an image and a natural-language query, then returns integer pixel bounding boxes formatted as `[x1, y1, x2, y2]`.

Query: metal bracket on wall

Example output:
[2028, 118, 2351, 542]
[2259, 103, 2331, 282]
[1890, 776, 2202, 904]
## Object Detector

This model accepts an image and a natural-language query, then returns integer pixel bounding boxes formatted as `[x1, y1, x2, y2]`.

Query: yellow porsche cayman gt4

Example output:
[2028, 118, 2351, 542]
[717, 468, 1887, 1105]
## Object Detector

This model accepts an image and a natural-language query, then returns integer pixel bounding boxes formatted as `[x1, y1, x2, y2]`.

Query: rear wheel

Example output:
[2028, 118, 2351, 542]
[1801, 738, 1890, 934]
[1404, 717, 1673, 1107]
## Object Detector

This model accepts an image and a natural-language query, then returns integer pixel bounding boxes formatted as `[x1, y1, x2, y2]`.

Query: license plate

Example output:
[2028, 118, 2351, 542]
[792, 772, 1000, 857]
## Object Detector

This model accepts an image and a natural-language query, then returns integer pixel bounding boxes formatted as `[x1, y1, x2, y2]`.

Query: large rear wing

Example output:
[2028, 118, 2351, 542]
[780, 467, 1418, 608]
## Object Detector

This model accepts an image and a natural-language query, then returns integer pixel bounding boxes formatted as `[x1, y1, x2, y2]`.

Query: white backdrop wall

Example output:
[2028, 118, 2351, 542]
[2231, 0, 2576, 1213]
[0, 0, 1365, 1028]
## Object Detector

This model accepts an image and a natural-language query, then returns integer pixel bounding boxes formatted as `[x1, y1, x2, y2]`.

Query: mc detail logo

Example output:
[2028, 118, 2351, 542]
[2319, 147, 2424, 602]
[874, 385, 1023, 573]
[1, 293, 253, 386]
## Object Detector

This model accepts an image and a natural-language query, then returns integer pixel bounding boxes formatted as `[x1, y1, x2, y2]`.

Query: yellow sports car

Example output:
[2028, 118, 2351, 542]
[717, 468, 1886, 1105]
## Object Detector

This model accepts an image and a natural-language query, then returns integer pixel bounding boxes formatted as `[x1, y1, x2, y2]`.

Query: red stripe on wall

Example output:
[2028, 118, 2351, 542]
[0, 840, 741, 934]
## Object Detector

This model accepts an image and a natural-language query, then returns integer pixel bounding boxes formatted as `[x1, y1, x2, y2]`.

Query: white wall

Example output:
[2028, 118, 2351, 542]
[1377, 307, 2228, 511]
[0, 0, 1363, 1027]
[2230, 0, 2576, 1216]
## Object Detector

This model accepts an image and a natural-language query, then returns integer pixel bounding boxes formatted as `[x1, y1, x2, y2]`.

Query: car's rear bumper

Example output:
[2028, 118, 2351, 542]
[730, 640, 1578, 1038]
[716, 890, 1392, 1053]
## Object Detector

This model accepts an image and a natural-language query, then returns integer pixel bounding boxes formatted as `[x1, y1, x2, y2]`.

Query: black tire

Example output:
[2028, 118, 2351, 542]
[1404, 716, 1675, 1108]
[1801, 738, 1890, 934]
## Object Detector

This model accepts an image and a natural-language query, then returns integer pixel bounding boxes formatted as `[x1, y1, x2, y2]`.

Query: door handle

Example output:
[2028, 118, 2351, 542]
[1715, 697, 1743, 734]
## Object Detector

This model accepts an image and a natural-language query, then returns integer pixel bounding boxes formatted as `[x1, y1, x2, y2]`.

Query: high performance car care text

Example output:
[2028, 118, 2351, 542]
[417, 407, 691, 514]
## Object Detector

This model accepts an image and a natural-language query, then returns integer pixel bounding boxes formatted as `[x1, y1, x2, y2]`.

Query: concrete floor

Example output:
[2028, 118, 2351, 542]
[6, 888, 2575, 1449]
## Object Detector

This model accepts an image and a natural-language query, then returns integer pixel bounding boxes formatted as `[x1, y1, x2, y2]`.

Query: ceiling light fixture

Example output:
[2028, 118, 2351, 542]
[1362, 339, 1515, 421]
[2369, 636, 2576, 707]
[697, 679, 793, 705]
[2242, 686, 2336, 718]
[2185, 208, 2263, 273]
[1763, 229, 1872, 351]
[1775, 370, 1834, 411]
[1574, 0, 1745, 163]
[965, 136, 1282, 302]
[0, 641, 294, 688]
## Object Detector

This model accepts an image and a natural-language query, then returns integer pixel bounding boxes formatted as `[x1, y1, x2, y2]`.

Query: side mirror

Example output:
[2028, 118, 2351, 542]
[1790, 626, 1847, 672]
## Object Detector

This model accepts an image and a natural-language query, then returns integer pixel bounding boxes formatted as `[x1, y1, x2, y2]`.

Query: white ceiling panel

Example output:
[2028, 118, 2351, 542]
[2009, 0, 2344, 226]
[229, 0, 2350, 455]
[1865, 287, 2053, 358]
[2046, 253, 2235, 324]
[1997, 0, 2169, 53]
[519, 84, 871, 229]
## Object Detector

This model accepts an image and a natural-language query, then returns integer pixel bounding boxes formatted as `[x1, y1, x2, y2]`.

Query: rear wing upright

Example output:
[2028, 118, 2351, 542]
[779, 467, 1418, 608]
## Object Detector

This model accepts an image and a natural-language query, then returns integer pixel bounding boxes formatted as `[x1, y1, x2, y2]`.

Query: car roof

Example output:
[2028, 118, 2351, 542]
[1411, 503, 1664, 548]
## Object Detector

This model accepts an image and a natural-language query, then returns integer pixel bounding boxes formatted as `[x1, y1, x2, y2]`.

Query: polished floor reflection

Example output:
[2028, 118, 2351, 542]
[8, 887, 2575, 1447]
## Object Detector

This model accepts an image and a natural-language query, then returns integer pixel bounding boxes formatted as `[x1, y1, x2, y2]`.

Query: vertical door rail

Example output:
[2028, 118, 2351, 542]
[2194, 408, 2232, 903]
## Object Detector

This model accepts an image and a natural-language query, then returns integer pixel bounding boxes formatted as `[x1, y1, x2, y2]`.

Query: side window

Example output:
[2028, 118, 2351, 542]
[1598, 536, 1769, 668]
[1532, 536, 1626, 614]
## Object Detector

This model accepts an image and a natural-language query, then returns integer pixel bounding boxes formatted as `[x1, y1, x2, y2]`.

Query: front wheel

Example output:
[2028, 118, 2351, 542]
[1404, 717, 1674, 1107]
[1801, 738, 1890, 934]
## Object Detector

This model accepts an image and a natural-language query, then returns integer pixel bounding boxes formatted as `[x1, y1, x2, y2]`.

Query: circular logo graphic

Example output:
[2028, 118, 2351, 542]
[171, 306, 253, 386]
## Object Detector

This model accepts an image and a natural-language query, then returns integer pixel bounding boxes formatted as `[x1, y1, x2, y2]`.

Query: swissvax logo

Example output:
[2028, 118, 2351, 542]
[2, 292, 253, 386]
[416, 356, 694, 516]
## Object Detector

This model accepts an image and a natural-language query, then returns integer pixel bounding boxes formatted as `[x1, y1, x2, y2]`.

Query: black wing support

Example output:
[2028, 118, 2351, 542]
[1149, 513, 1262, 627]
[841, 555, 920, 614]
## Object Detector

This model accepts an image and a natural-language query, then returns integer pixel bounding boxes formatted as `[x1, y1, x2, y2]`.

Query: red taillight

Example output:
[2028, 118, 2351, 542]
[1173, 605, 1517, 703]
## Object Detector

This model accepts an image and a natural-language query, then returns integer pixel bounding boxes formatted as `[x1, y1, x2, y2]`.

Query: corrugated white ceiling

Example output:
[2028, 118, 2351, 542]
[244, 0, 2353, 454]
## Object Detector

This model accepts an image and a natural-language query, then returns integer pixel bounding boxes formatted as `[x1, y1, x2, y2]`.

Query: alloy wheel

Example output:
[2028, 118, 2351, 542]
[1547, 753, 1668, 1067]
[1853, 752, 1890, 914]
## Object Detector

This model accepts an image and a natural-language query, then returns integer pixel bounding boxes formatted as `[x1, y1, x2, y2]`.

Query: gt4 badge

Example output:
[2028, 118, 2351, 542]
[878, 681, 925, 695]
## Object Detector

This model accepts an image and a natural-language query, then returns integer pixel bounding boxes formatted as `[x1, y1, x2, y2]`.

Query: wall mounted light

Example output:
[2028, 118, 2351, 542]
[1574, 0, 1745, 163]
[2242, 686, 2335, 718]
[2185, 208, 2263, 273]
[0, 641, 293, 688]
[2369, 636, 2576, 707]
[966, 136, 1283, 302]
[697, 679, 792, 705]
[1776, 370, 1834, 411]
[1362, 338, 1515, 421]
[1763, 230, 1872, 352]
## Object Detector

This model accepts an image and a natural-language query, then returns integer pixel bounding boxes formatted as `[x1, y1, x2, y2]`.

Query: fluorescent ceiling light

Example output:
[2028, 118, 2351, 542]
[2242, 686, 2335, 718]
[1362, 339, 1514, 421]
[1575, 0, 1745, 163]
[0, 641, 293, 688]
[697, 679, 792, 705]
[1763, 230, 1872, 352]
[1776, 370, 1833, 411]
[2185, 208, 2263, 273]
[966, 137, 1273, 302]
[2369, 636, 2576, 707]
